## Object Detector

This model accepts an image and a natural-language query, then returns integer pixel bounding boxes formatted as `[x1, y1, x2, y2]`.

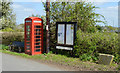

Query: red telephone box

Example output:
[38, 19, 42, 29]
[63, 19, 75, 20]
[24, 17, 43, 55]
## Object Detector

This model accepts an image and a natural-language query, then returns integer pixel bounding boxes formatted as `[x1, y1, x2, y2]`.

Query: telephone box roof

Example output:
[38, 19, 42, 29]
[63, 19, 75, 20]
[25, 17, 42, 20]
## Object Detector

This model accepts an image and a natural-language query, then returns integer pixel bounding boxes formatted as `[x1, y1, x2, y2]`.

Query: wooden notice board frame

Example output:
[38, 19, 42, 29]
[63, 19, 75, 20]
[56, 22, 77, 50]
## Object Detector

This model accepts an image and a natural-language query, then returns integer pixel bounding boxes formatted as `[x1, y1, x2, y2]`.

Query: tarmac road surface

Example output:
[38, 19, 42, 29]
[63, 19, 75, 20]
[2, 53, 63, 71]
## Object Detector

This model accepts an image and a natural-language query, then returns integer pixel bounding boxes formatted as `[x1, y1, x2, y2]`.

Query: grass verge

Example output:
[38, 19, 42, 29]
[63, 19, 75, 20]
[0, 50, 118, 71]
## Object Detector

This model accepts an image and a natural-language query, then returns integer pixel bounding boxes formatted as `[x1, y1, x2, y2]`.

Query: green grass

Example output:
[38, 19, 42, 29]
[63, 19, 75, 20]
[117, 65, 120, 70]
[0, 50, 118, 71]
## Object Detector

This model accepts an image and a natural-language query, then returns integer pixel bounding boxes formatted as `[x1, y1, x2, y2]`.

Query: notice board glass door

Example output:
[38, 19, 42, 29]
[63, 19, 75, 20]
[58, 24, 65, 44]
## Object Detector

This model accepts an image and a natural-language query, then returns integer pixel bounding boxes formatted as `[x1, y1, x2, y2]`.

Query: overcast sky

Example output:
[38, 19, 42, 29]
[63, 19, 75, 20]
[11, 0, 119, 27]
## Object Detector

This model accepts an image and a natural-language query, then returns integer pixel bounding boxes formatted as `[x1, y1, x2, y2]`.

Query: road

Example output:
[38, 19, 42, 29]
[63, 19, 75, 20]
[2, 53, 63, 71]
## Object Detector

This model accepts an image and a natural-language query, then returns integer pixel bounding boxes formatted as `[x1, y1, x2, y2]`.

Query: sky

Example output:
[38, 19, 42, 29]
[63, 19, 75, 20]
[11, 0, 120, 27]
[94, 2, 118, 27]
[11, 2, 45, 25]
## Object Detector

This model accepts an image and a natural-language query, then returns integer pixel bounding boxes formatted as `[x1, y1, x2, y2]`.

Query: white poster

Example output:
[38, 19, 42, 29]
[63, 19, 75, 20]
[66, 24, 74, 45]
[58, 24, 65, 44]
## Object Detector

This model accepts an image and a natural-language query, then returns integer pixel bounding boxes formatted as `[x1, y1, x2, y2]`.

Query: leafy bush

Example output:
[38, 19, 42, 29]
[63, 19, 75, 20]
[0, 44, 9, 50]
[2, 32, 24, 45]
[1, 28, 15, 32]
[74, 30, 119, 63]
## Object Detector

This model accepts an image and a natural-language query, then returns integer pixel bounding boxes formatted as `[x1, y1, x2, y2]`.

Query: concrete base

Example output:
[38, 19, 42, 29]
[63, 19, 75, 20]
[98, 53, 114, 65]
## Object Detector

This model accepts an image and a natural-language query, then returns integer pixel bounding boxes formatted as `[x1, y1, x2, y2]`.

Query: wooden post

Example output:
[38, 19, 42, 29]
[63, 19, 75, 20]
[46, 0, 50, 53]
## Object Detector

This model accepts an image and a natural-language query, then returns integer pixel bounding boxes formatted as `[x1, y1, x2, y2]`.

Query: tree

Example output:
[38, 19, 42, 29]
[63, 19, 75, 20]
[0, 0, 16, 30]
[0, 0, 2, 18]
[96, 25, 102, 32]
[43, 2, 106, 32]
[42, 2, 106, 50]
[106, 26, 116, 31]
[29, 14, 41, 18]
[14, 23, 24, 32]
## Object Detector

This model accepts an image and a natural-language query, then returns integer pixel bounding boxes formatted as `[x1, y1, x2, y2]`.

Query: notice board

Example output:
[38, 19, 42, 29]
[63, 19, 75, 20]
[56, 22, 77, 50]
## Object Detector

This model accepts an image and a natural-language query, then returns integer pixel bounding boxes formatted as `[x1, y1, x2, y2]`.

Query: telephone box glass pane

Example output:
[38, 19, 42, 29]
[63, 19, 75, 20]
[36, 43, 40, 45]
[66, 24, 74, 45]
[27, 32, 30, 35]
[26, 25, 30, 28]
[36, 46, 40, 48]
[27, 42, 30, 44]
[58, 24, 65, 44]
[26, 45, 30, 50]
[27, 48, 30, 50]
[27, 39, 30, 41]
[35, 26, 41, 28]
[36, 33, 40, 35]
[27, 29, 30, 31]
[36, 29, 41, 31]
[36, 36, 40, 38]
[27, 45, 30, 47]
[27, 36, 30, 38]
[36, 49, 40, 52]
[36, 39, 40, 42]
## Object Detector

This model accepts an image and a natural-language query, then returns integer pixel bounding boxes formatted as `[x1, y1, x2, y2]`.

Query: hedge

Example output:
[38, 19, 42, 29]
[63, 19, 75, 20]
[74, 30, 120, 63]
[0, 44, 9, 50]
[2, 32, 24, 45]
[2, 30, 47, 53]
[1, 31, 120, 63]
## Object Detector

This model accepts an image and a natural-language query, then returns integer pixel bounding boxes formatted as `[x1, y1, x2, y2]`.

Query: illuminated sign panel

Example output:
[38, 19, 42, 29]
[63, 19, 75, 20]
[34, 21, 42, 23]
[56, 22, 77, 50]
[26, 20, 32, 23]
